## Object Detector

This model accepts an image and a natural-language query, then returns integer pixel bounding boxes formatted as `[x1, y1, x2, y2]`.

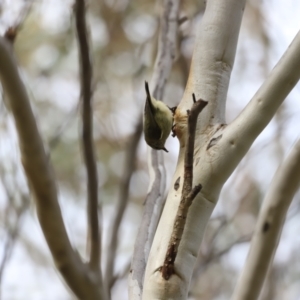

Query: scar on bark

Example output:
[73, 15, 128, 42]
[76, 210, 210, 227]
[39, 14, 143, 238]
[174, 177, 181, 191]
[262, 222, 270, 232]
[160, 94, 208, 280]
[207, 134, 223, 150]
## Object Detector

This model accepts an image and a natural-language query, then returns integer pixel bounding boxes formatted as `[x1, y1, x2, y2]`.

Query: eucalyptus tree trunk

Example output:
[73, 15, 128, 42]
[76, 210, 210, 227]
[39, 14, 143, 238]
[141, 0, 300, 299]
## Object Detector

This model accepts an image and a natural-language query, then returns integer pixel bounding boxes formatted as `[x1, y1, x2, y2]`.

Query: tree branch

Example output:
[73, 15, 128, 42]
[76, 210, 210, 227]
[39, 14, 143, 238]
[129, 1, 180, 299]
[161, 97, 207, 280]
[197, 234, 251, 274]
[231, 139, 300, 300]
[111, 259, 132, 288]
[0, 32, 104, 300]
[3, 0, 33, 44]
[175, 0, 245, 133]
[183, 97, 208, 194]
[218, 30, 300, 181]
[74, 0, 101, 272]
[143, 1, 246, 299]
[142, 2, 300, 299]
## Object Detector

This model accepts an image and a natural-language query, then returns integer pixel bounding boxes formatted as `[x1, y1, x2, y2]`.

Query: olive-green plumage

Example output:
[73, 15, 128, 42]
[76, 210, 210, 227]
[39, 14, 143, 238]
[143, 81, 173, 152]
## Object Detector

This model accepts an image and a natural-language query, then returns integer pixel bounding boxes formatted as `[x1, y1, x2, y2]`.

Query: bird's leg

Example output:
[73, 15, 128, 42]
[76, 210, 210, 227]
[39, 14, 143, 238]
[171, 124, 177, 137]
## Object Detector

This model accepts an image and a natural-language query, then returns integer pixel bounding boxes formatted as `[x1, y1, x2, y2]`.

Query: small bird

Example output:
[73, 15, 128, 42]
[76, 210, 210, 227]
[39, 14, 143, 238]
[143, 81, 173, 152]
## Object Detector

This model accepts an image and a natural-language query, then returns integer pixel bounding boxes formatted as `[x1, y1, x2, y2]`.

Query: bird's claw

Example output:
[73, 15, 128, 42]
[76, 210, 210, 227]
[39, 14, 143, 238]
[168, 106, 177, 115]
[171, 124, 177, 137]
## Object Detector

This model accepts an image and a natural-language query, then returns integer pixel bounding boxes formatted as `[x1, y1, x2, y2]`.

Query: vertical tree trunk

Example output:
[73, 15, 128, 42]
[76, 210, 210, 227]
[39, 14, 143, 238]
[142, 1, 300, 299]
[143, 0, 246, 299]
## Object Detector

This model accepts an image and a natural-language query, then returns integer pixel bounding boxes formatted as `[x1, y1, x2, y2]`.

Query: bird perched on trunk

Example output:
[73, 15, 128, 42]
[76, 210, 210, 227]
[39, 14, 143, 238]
[143, 81, 174, 152]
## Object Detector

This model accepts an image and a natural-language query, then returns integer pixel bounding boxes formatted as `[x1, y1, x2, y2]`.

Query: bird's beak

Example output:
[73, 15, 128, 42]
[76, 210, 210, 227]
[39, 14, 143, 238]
[163, 147, 169, 153]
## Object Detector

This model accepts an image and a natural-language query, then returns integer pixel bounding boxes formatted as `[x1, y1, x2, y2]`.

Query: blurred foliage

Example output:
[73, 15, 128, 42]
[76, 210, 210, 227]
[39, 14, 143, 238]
[0, 0, 300, 299]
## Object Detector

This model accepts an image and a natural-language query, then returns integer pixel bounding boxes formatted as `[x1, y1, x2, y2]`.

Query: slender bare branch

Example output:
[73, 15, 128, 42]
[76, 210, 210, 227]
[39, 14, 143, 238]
[161, 98, 207, 280]
[129, 1, 180, 299]
[4, 0, 33, 44]
[189, 233, 251, 296]
[151, 0, 180, 100]
[232, 139, 300, 300]
[48, 105, 79, 149]
[105, 119, 142, 290]
[74, 0, 101, 272]
[198, 234, 251, 273]
[0, 35, 104, 300]
[111, 259, 132, 288]
[183, 97, 208, 195]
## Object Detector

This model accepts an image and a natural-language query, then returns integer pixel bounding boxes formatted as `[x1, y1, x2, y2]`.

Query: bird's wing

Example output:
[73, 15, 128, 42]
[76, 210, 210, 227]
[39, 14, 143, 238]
[144, 97, 162, 140]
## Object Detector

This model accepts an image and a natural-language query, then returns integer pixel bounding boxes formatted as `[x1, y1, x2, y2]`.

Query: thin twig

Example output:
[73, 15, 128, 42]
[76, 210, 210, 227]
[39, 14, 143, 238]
[0, 200, 29, 279]
[161, 96, 207, 280]
[48, 104, 79, 149]
[189, 234, 251, 293]
[110, 259, 132, 287]
[198, 234, 251, 273]
[4, 0, 33, 44]
[183, 95, 208, 195]
[0, 176, 30, 286]
[74, 0, 101, 272]
[105, 119, 143, 290]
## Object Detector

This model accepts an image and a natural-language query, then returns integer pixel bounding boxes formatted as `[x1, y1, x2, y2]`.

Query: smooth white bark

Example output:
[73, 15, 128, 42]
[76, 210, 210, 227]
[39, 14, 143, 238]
[231, 139, 300, 300]
[143, 1, 300, 298]
[143, 0, 246, 299]
[216, 29, 300, 182]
